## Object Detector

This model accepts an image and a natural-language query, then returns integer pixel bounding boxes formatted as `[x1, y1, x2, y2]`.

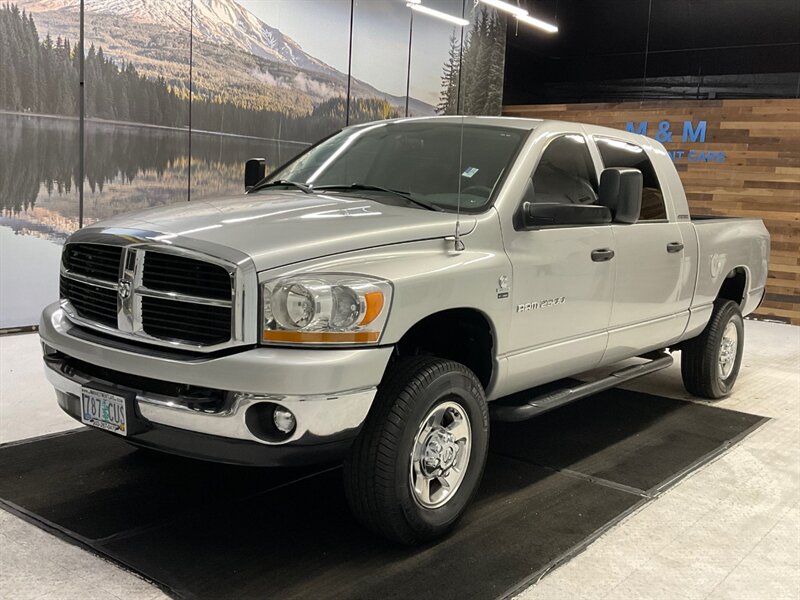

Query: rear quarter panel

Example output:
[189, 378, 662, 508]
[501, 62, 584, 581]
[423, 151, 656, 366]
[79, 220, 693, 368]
[690, 217, 770, 316]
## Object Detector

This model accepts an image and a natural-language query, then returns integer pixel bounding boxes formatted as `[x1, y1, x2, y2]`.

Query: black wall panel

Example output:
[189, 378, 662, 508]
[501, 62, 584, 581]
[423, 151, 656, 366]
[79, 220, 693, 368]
[503, 0, 800, 104]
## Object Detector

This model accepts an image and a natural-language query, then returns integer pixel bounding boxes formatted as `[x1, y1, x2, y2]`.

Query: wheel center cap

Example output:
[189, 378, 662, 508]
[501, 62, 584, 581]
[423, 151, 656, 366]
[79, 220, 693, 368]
[422, 430, 459, 474]
[721, 339, 735, 362]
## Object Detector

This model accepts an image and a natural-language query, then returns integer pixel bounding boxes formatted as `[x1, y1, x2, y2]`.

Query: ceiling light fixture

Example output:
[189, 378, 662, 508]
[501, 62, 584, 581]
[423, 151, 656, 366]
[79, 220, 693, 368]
[516, 13, 558, 33]
[478, 0, 528, 17]
[407, 3, 469, 26]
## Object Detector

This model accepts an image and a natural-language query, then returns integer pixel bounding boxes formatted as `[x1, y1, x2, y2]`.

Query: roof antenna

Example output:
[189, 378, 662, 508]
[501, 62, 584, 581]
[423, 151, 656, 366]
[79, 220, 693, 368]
[453, 115, 466, 252]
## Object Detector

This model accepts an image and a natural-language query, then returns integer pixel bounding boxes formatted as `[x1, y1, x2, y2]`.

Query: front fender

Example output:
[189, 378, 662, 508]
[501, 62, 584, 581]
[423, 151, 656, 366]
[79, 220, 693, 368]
[257, 212, 513, 355]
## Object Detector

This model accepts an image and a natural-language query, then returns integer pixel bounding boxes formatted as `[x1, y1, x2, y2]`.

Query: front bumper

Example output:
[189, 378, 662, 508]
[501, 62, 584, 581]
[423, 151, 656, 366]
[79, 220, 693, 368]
[40, 303, 393, 466]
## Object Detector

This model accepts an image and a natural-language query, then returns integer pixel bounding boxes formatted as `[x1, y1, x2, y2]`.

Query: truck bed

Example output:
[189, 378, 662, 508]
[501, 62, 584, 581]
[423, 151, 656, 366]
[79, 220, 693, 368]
[689, 216, 770, 314]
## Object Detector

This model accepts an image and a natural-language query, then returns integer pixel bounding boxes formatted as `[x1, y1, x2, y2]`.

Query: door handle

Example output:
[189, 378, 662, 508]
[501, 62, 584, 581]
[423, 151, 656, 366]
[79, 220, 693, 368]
[666, 241, 684, 253]
[591, 248, 615, 262]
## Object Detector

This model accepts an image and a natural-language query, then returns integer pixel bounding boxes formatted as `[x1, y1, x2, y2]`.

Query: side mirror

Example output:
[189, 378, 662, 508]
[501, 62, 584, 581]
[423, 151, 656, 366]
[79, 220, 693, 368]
[522, 202, 612, 228]
[244, 158, 266, 191]
[598, 167, 642, 224]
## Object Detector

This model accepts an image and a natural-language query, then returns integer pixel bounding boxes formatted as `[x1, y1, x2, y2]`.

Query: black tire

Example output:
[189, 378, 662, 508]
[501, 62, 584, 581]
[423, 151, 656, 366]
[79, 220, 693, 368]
[343, 356, 489, 545]
[681, 299, 745, 399]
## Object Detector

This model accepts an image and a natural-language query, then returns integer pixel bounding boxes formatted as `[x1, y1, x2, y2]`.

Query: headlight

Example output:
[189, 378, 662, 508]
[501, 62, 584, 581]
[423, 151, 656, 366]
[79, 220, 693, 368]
[261, 274, 392, 345]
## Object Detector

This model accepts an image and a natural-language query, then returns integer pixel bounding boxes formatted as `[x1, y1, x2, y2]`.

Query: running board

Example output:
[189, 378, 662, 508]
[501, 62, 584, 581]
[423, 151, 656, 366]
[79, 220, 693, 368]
[490, 352, 674, 423]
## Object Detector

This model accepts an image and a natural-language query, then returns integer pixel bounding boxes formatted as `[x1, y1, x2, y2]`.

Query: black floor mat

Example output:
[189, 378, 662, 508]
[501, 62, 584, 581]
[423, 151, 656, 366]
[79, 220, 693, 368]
[0, 389, 766, 600]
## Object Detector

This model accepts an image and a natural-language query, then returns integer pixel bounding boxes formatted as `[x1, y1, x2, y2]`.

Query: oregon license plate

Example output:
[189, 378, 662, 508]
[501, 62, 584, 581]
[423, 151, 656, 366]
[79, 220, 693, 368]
[80, 387, 128, 436]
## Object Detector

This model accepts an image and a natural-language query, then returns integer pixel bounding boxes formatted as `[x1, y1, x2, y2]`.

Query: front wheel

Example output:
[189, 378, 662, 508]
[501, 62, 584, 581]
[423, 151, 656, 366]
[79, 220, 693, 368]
[343, 356, 489, 545]
[681, 299, 745, 399]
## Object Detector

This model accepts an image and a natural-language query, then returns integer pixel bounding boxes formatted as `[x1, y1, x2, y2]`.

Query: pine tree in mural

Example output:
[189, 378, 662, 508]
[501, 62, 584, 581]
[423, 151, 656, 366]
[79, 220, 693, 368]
[485, 12, 506, 112]
[441, 6, 506, 116]
[437, 30, 461, 115]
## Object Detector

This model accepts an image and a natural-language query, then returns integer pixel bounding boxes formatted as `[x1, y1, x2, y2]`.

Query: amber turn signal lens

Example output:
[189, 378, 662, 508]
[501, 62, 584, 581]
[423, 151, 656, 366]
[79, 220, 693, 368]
[262, 330, 380, 343]
[359, 292, 385, 326]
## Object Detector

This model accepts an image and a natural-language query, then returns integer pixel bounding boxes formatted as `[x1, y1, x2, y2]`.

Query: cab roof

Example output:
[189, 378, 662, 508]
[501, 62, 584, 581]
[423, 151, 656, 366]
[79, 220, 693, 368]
[351, 115, 654, 148]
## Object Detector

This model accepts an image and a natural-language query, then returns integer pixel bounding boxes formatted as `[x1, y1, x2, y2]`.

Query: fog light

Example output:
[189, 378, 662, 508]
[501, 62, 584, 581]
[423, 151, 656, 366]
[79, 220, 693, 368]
[273, 406, 296, 434]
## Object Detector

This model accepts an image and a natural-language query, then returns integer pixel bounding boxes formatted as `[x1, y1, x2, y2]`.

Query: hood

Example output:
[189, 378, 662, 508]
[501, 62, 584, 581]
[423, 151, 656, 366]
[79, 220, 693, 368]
[92, 192, 476, 271]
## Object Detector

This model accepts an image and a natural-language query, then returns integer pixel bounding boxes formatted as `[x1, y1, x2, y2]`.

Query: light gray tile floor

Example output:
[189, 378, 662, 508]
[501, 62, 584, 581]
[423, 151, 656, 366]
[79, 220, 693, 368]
[0, 333, 80, 444]
[1, 321, 798, 600]
[517, 320, 800, 600]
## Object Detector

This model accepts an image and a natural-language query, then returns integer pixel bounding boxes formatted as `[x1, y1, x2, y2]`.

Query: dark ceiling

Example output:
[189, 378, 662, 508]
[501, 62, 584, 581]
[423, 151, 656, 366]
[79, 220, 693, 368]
[503, 0, 800, 104]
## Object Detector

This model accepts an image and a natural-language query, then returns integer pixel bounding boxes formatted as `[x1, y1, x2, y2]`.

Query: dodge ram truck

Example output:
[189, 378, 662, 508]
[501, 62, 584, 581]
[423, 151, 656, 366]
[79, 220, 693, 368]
[40, 116, 770, 544]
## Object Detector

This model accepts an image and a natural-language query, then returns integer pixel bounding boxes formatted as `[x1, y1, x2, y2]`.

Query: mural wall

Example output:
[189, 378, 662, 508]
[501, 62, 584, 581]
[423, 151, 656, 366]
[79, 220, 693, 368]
[0, 0, 508, 329]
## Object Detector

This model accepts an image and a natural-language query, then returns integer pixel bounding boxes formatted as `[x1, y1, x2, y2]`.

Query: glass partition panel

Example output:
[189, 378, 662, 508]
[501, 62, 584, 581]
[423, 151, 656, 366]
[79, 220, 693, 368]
[0, 2, 81, 328]
[407, 0, 464, 118]
[348, 0, 409, 125]
[83, 0, 191, 225]
[459, 1, 508, 115]
[191, 0, 351, 200]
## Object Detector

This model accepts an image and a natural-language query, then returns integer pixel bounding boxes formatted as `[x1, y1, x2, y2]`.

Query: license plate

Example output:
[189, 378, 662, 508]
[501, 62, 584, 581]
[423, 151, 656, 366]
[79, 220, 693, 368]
[80, 387, 128, 436]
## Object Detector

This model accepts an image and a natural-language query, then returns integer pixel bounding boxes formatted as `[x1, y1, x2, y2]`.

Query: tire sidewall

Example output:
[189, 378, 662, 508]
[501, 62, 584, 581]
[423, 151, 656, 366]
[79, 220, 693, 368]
[394, 368, 489, 536]
[713, 306, 744, 396]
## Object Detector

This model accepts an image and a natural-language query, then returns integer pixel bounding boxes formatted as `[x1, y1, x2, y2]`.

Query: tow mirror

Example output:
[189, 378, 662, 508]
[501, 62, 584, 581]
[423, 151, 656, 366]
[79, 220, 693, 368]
[244, 158, 266, 191]
[598, 167, 642, 224]
[522, 202, 612, 228]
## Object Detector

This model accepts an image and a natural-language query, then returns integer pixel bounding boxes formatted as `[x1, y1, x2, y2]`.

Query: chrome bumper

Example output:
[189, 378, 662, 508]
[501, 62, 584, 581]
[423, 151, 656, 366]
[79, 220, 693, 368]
[40, 303, 392, 448]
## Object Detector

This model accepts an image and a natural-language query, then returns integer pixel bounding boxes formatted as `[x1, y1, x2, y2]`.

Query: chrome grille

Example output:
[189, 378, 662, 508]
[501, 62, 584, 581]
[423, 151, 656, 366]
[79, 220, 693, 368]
[62, 243, 122, 281]
[59, 275, 118, 328]
[142, 296, 232, 345]
[143, 252, 232, 301]
[60, 242, 238, 350]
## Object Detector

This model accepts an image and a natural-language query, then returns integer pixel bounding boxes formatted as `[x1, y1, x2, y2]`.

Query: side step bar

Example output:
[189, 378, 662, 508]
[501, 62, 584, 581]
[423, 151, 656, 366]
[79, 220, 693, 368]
[490, 352, 674, 423]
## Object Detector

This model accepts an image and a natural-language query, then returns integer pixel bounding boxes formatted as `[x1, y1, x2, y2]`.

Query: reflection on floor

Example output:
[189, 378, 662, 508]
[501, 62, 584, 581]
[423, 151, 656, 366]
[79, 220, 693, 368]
[0, 320, 798, 600]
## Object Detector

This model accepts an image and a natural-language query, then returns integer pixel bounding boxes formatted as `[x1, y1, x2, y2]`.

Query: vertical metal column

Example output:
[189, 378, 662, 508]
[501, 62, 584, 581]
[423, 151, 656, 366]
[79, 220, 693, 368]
[345, 0, 354, 125]
[78, 0, 84, 227]
[456, 0, 466, 115]
[405, 10, 414, 117]
[188, 0, 194, 201]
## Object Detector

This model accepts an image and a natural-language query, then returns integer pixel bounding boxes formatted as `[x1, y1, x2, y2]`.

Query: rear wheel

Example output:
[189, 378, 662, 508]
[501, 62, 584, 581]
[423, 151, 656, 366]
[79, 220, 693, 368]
[343, 356, 489, 545]
[681, 299, 744, 399]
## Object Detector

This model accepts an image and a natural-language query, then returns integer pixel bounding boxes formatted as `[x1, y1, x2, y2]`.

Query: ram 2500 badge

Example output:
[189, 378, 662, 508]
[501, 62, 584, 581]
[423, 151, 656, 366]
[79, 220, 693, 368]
[41, 117, 770, 544]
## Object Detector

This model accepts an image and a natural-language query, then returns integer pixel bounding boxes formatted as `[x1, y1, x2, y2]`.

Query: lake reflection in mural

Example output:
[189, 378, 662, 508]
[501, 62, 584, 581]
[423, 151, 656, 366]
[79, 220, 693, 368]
[0, 112, 305, 328]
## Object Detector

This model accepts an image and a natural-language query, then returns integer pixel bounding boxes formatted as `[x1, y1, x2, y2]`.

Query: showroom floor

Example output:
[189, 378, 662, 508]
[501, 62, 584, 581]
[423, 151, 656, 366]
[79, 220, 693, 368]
[1, 320, 798, 600]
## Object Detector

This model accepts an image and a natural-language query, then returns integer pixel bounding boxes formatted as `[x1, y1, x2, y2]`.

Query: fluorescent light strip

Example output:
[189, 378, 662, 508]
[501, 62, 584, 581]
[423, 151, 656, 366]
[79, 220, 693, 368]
[479, 0, 528, 17]
[516, 13, 558, 33]
[407, 3, 469, 26]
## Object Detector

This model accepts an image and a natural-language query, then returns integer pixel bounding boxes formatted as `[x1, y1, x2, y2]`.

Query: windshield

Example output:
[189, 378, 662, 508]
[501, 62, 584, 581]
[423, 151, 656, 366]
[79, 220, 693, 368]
[263, 121, 527, 213]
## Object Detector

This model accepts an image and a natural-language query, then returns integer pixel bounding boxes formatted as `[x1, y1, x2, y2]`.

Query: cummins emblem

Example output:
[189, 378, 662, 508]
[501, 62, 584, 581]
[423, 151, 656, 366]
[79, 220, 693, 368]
[516, 296, 566, 312]
[496, 275, 510, 299]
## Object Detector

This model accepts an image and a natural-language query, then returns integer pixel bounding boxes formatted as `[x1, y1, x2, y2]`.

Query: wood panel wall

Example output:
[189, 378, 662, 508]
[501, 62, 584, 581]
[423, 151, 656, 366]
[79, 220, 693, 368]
[503, 99, 800, 325]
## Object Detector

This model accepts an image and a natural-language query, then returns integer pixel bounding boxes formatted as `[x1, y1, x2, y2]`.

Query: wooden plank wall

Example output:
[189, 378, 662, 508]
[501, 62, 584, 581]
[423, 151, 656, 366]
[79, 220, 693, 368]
[503, 99, 800, 325]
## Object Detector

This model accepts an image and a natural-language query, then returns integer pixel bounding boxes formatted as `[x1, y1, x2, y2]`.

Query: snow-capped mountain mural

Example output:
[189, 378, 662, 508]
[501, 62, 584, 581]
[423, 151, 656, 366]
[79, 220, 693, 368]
[22, 0, 340, 77]
[16, 0, 434, 116]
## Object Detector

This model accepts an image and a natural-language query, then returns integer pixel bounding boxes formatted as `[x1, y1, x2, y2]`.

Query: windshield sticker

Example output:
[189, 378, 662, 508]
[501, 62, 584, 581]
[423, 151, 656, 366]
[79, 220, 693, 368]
[461, 167, 479, 178]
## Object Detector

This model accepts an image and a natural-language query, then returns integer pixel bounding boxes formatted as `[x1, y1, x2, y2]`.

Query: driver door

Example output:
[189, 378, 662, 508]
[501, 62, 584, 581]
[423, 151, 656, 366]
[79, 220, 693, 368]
[503, 133, 615, 393]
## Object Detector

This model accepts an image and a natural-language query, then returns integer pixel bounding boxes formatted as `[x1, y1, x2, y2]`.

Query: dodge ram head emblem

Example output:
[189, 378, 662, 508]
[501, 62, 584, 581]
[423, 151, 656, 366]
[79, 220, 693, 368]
[118, 279, 132, 300]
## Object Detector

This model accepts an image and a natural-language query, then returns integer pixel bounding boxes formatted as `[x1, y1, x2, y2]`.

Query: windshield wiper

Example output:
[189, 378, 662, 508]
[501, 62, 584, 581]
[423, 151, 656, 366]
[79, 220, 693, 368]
[313, 183, 443, 212]
[249, 180, 314, 194]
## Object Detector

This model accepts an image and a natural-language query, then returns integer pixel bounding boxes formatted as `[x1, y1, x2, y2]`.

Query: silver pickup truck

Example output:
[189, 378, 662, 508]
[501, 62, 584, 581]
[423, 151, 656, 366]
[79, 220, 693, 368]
[40, 116, 769, 544]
